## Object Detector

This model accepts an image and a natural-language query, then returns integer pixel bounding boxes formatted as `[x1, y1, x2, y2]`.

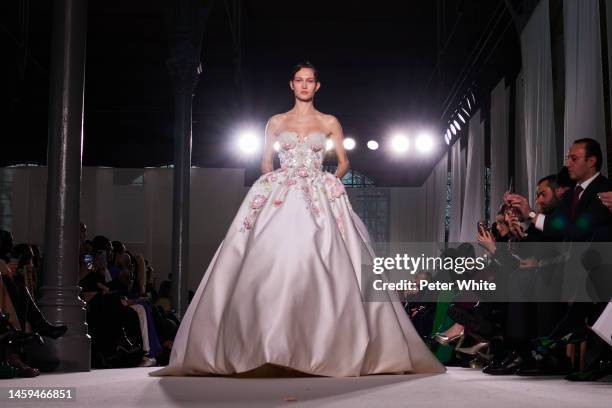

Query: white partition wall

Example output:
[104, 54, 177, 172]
[564, 0, 607, 176]
[490, 79, 510, 215]
[448, 141, 465, 242]
[520, 0, 558, 201]
[459, 110, 485, 242]
[514, 72, 529, 198]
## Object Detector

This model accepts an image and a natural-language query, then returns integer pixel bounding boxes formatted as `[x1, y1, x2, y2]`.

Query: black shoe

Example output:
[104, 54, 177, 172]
[33, 321, 67, 339]
[516, 348, 573, 377]
[483, 351, 522, 375]
[116, 327, 140, 355]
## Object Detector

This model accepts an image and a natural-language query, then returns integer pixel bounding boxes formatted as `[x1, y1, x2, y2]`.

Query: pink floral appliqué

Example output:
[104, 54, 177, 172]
[301, 184, 321, 217]
[310, 143, 323, 152]
[250, 194, 267, 209]
[243, 213, 256, 230]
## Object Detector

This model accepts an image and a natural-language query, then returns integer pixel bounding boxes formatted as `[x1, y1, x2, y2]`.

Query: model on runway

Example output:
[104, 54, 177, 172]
[150, 62, 444, 377]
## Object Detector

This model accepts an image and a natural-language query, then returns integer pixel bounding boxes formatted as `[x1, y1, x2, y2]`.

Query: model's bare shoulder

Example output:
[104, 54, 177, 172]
[266, 114, 285, 133]
[267, 113, 285, 125]
[321, 114, 342, 130]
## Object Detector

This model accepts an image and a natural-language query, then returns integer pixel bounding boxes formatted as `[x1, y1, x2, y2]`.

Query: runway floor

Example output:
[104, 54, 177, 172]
[1, 366, 611, 407]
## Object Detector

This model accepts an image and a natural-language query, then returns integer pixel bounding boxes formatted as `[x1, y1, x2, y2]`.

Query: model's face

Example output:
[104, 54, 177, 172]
[566, 143, 596, 182]
[535, 181, 558, 214]
[290, 68, 319, 101]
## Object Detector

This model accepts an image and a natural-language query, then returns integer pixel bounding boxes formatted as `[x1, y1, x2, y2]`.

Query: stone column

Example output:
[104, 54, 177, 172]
[167, 0, 207, 317]
[40, 0, 90, 372]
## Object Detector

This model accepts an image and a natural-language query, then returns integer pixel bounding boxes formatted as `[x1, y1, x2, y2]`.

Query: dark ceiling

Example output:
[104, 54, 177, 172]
[1, 0, 524, 186]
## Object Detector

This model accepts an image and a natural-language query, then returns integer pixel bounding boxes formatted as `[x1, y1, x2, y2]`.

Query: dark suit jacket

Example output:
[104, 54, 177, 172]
[543, 174, 612, 242]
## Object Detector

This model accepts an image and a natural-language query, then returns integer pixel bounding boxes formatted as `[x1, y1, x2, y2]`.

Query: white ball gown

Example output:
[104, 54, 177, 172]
[150, 131, 445, 377]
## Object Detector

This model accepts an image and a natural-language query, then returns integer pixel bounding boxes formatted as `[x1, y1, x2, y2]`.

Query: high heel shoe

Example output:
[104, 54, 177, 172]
[456, 341, 490, 356]
[434, 330, 465, 346]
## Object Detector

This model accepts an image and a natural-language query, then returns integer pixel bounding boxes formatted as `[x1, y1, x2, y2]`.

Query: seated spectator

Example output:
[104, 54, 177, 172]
[0, 230, 67, 377]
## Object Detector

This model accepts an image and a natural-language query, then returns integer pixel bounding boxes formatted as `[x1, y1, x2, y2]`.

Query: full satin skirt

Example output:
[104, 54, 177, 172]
[150, 169, 445, 377]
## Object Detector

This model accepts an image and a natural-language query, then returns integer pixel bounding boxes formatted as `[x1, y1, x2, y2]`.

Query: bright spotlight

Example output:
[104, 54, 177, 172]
[458, 113, 466, 123]
[416, 133, 434, 153]
[367, 140, 379, 150]
[466, 97, 472, 110]
[445, 133, 451, 145]
[325, 139, 334, 151]
[273, 141, 280, 152]
[391, 134, 410, 153]
[453, 120, 461, 131]
[462, 107, 470, 117]
[450, 123, 457, 135]
[238, 131, 260, 154]
[343, 138, 356, 150]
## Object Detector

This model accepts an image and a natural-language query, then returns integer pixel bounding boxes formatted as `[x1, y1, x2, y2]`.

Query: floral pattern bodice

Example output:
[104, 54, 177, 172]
[277, 131, 327, 174]
[239, 130, 351, 236]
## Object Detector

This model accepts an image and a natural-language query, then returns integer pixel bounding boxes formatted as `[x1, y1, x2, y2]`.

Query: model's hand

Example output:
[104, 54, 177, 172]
[260, 162, 273, 175]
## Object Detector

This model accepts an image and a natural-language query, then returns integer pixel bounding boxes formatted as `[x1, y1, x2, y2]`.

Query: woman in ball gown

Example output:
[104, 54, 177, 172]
[150, 62, 445, 377]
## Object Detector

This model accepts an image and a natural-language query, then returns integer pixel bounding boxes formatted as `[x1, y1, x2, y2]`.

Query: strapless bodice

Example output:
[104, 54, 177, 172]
[277, 131, 327, 172]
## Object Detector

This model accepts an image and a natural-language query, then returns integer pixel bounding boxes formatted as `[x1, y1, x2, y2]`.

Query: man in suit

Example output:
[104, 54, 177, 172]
[482, 173, 569, 375]
[503, 138, 612, 378]
[509, 138, 612, 242]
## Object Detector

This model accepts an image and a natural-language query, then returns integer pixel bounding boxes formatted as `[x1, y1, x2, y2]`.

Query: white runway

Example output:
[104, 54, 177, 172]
[1, 367, 610, 407]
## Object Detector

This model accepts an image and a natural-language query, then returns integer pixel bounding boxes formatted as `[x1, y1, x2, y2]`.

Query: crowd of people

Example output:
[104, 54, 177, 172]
[0, 224, 180, 378]
[406, 137, 612, 382]
[77, 227, 179, 371]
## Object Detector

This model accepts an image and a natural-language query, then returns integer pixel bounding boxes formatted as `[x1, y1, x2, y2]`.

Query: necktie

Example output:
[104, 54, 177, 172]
[570, 185, 583, 221]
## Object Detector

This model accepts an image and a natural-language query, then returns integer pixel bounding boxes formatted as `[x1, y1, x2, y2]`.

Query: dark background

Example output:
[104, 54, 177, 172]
[0, 0, 526, 186]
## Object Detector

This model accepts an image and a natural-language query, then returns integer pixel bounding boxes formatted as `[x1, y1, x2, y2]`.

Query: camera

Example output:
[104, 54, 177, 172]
[477, 221, 490, 233]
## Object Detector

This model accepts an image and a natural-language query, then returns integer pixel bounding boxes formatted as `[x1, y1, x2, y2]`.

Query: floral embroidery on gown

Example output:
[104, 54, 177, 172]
[150, 131, 445, 377]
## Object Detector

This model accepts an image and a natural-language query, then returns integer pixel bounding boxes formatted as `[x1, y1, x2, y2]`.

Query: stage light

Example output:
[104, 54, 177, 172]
[445, 133, 451, 145]
[391, 133, 410, 153]
[453, 120, 461, 131]
[273, 141, 280, 152]
[343, 138, 356, 150]
[367, 140, 379, 150]
[416, 133, 434, 153]
[450, 123, 457, 135]
[458, 113, 466, 123]
[325, 139, 334, 151]
[462, 107, 470, 117]
[446, 129, 452, 140]
[237, 131, 260, 155]
[466, 97, 472, 110]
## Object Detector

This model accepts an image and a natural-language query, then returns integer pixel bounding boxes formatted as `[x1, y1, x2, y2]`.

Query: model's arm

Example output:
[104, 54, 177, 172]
[328, 116, 350, 179]
[261, 115, 281, 174]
